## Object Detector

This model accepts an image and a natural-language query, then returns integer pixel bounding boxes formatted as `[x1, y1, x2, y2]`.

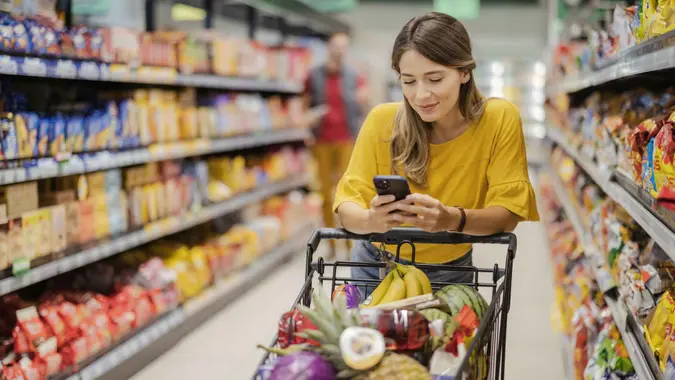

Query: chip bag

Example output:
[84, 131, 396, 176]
[647, 290, 675, 362]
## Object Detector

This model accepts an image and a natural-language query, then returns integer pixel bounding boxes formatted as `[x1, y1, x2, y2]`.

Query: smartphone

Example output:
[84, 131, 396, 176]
[373, 175, 411, 201]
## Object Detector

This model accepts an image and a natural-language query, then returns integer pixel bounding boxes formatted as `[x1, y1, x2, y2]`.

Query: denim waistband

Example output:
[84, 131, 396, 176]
[355, 240, 473, 265]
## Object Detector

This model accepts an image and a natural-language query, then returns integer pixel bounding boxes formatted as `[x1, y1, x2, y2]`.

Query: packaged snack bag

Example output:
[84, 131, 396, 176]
[16, 306, 51, 351]
[648, 291, 675, 358]
[1, 114, 17, 160]
[654, 121, 675, 193]
[38, 305, 69, 347]
[66, 116, 84, 153]
[36, 116, 49, 157]
[11, 17, 28, 53]
[49, 115, 66, 156]
[643, 137, 658, 196]
[15, 113, 32, 159]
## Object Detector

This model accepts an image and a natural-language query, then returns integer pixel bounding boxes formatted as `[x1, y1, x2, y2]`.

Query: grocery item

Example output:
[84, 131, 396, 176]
[331, 284, 361, 309]
[435, 285, 489, 319]
[339, 327, 385, 370]
[269, 351, 335, 380]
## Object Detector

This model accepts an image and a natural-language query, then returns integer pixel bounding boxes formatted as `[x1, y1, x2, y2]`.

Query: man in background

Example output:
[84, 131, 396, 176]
[305, 32, 369, 256]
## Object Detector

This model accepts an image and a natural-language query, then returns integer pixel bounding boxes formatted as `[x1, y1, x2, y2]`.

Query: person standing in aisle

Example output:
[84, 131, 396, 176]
[305, 32, 370, 257]
[333, 12, 539, 295]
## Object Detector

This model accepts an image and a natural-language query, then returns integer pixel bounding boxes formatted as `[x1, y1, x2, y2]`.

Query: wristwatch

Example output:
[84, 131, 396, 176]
[450, 207, 466, 233]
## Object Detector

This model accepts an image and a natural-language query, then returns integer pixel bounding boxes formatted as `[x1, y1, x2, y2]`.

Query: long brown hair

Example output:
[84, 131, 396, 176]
[390, 12, 485, 185]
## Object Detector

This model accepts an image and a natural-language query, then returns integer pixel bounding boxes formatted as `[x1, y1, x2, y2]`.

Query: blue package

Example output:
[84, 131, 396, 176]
[0, 14, 14, 52]
[1, 115, 17, 160]
[66, 115, 84, 153]
[24, 18, 43, 55]
[119, 99, 140, 148]
[35, 116, 52, 157]
[11, 17, 28, 53]
[643, 138, 657, 196]
[50, 115, 66, 155]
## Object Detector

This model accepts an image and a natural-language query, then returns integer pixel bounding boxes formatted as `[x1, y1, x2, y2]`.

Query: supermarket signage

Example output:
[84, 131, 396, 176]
[72, 0, 111, 16]
[434, 0, 480, 20]
[298, 0, 359, 13]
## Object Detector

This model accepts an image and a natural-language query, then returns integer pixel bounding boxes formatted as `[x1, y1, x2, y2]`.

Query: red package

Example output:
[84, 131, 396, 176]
[12, 325, 30, 354]
[84, 294, 109, 314]
[133, 296, 154, 328]
[57, 302, 86, 332]
[16, 307, 51, 352]
[60, 336, 88, 366]
[657, 186, 675, 212]
[1, 365, 26, 380]
[147, 289, 167, 315]
[356, 309, 430, 351]
[277, 309, 318, 349]
[34, 336, 61, 377]
[18, 357, 42, 380]
[35, 352, 63, 378]
[108, 306, 134, 339]
[84, 312, 113, 348]
[39, 305, 69, 347]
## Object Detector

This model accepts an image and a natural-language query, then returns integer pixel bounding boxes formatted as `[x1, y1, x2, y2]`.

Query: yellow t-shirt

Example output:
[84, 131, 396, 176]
[333, 98, 540, 263]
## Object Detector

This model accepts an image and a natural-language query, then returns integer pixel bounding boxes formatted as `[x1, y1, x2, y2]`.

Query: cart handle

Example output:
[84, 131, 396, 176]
[307, 227, 517, 256]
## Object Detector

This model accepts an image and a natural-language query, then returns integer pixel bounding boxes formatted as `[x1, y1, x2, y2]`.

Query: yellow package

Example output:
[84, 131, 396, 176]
[660, 310, 675, 371]
[648, 290, 675, 360]
[134, 90, 151, 145]
[164, 257, 201, 302]
[164, 92, 179, 142]
[190, 246, 212, 288]
[35, 209, 51, 257]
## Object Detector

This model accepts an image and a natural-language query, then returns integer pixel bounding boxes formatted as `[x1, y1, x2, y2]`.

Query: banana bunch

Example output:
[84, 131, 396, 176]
[362, 263, 432, 308]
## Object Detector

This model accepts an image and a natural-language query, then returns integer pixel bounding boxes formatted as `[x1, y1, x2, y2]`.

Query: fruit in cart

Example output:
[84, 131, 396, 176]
[339, 327, 386, 370]
[403, 271, 423, 298]
[435, 285, 488, 319]
[365, 353, 432, 380]
[361, 270, 395, 307]
[419, 308, 458, 351]
[269, 351, 336, 380]
[332, 284, 361, 309]
[395, 264, 433, 295]
[377, 270, 407, 305]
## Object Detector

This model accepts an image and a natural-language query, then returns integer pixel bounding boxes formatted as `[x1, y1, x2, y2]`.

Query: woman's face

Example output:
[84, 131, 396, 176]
[398, 49, 468, 122]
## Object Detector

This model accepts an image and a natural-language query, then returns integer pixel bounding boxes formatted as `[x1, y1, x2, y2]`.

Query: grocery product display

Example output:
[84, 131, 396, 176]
[0, 190, 321, 380]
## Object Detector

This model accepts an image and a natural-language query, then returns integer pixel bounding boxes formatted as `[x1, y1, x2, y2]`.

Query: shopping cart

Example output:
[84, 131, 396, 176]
[255, 227, 517, 380]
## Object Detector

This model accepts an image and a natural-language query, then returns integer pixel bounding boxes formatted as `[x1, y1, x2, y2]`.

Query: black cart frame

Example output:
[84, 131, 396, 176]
[256, 227, 517, 380]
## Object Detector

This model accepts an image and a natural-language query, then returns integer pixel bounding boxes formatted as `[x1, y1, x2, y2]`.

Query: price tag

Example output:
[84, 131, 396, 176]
[78, 62, 100, 80]
[12, 257, 30, 276]
[0, 55, 17, 74]
[21, 58, 47, 77]
[54, 60, 77, 79]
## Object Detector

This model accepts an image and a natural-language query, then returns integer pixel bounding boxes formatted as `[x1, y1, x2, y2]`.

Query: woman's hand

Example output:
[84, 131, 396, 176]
[392, 194, 460, 232]
[367, 194, 406, 233]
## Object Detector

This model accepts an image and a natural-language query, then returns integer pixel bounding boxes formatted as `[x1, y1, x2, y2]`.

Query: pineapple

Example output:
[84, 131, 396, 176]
[366, 354, 431, 380]
[294, 290, 432, 380]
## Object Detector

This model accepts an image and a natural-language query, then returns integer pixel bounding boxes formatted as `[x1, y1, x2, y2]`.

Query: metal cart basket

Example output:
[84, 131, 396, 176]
[256, 227, 517, 380]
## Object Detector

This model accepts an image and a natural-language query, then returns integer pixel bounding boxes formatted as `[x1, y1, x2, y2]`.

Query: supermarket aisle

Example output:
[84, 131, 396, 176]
[132, 220, 565, 380]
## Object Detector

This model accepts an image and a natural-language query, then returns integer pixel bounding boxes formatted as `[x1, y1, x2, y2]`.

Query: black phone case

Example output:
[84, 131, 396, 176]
[373, 175, 411, 201]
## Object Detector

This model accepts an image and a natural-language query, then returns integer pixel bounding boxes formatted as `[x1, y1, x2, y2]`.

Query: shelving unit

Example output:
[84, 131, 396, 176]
[546, 30, 675, 96]
[546, 128, 675, 262]
[59, 222, 315, 380]
[0, 55, 304, 93]
[0, 175, 309, 296]
[0, 128, 310, 185]
[546, 161, 658, 380]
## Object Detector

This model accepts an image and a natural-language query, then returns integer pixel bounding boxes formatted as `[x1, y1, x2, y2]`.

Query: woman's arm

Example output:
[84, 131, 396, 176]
[337, 202, 373, 235]
[394, 194, 521, 235]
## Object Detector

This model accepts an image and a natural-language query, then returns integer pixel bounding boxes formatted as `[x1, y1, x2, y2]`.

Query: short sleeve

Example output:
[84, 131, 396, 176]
[332, 105, 387, 212]
[484, 103, 540, 221]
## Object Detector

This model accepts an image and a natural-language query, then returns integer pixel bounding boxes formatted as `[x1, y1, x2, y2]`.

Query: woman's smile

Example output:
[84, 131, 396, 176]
[416, 103, 439, 113]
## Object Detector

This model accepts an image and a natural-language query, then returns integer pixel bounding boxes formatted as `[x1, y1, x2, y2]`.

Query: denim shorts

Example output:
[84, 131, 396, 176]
[350, 240, 474, 300]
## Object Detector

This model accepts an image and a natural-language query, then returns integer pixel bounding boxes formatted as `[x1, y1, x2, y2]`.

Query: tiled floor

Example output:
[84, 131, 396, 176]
[132, 221, 566, 380]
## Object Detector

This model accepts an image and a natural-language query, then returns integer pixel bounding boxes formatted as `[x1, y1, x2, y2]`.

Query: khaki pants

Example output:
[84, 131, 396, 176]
[312, 141, 354, 251]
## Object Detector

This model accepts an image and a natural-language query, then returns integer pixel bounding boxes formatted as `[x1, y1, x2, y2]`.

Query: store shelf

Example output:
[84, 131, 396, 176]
[546, 128, 675, 262]
[65, 223, 315, 380]
[546, 30, 675, 96]
[546, 161, 659, 380]
[0, 176, 309, 296]
[0, 128, 310, 185]
[0, 54, 303, 93]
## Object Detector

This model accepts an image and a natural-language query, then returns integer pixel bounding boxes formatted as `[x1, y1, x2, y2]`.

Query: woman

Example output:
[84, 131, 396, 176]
[333, 12, 539, 292]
